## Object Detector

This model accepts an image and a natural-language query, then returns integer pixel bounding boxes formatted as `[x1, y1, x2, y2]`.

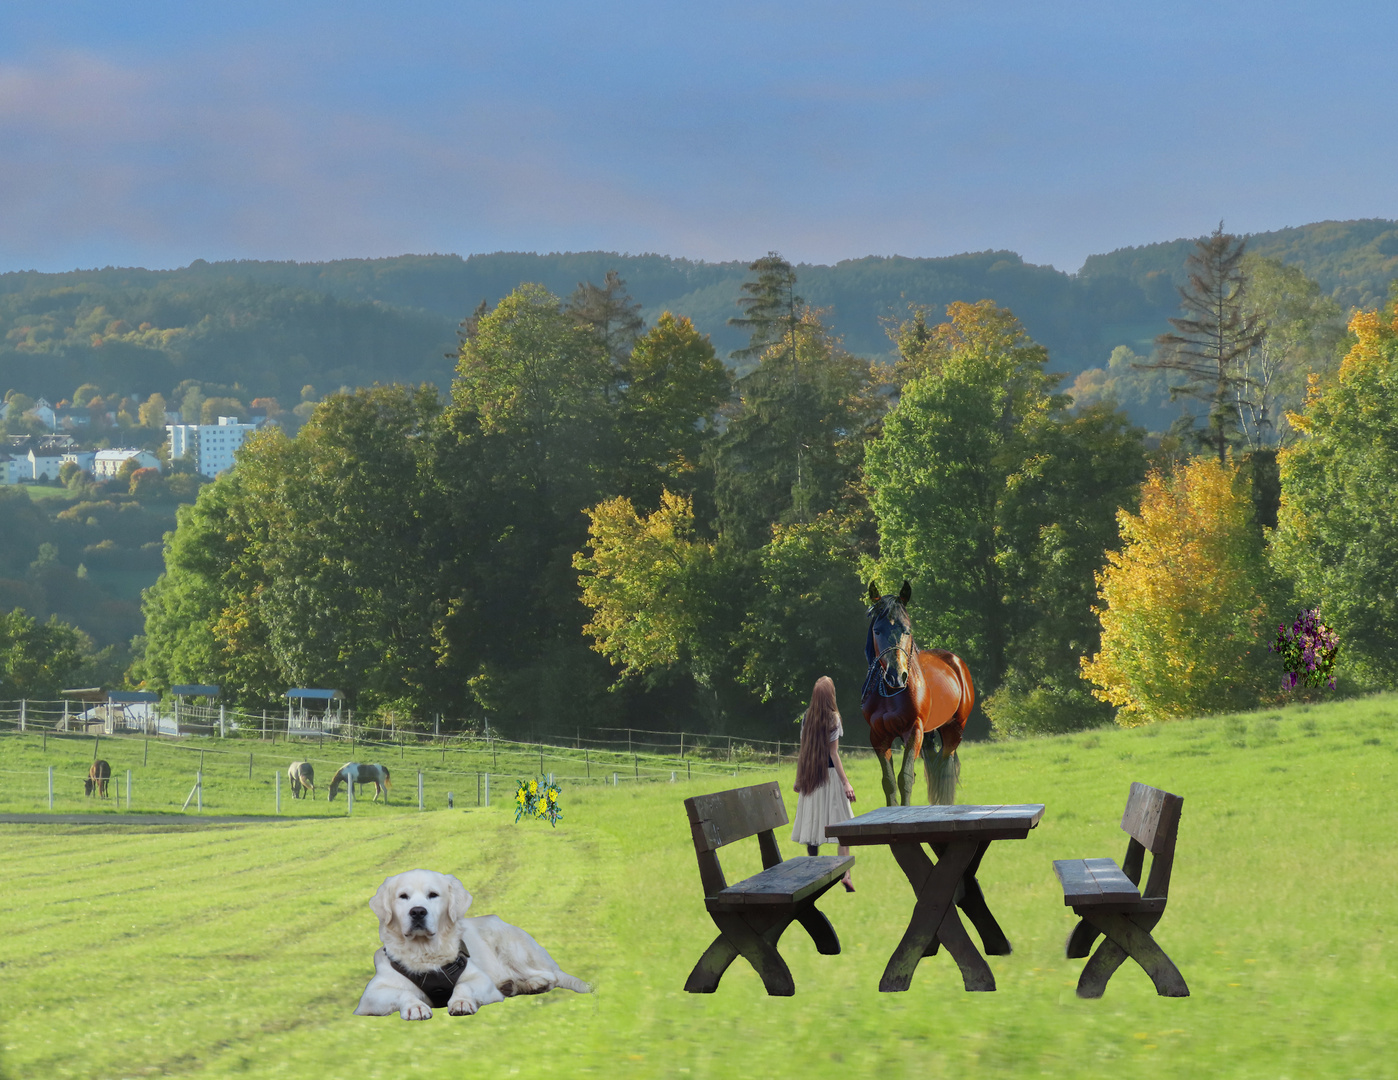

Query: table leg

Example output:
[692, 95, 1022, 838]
[882, 840, 995, 992]
[930, 840, 1012, 956]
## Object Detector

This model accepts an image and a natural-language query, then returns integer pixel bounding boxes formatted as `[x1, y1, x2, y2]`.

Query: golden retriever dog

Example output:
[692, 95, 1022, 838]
[353, 869, 591, 1020]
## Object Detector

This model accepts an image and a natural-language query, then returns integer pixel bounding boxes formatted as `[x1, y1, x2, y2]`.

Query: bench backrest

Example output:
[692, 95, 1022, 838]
[1119, 781, 1183, 899]
[684, 782, 787, 896]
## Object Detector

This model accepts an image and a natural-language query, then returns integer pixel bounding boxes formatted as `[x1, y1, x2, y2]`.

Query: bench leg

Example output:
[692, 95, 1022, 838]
[1065, 917, 1102, 959]
[709, 910, 797, 996]
[1077, 911, 1188, 999]
[684, 933, 742, 994]
[794, 900, 841, 955]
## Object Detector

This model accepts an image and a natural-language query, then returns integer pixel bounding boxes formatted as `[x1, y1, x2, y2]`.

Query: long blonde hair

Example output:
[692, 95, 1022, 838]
[794, 676, 840, 794]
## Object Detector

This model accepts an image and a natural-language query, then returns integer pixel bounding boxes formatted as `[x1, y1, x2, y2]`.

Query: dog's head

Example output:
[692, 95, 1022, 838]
[369, 869, 473, 953]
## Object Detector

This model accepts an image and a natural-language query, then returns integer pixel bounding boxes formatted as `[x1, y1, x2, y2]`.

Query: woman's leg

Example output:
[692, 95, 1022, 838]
[807, 844, 819, 857]
[839, 843, 853, 889]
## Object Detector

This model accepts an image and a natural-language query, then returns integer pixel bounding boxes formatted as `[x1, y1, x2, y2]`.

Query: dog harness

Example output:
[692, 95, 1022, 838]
[388, 946, 471, 1008]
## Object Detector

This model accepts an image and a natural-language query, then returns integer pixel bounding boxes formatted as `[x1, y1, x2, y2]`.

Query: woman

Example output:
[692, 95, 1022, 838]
[790, 675, 856, 891]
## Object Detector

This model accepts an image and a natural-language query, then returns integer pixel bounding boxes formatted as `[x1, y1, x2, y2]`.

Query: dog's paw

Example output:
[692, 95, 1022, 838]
[447, 996, 478, 1016]
[400, 1001, 432, 1021]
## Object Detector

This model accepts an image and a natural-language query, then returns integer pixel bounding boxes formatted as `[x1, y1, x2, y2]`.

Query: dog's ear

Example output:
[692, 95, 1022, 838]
[444, 874, 473, 923]
[369, 874, 399, 931]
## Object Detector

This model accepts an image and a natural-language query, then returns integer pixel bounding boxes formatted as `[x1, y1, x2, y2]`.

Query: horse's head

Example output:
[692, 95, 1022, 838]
[328, 766, 347, 802]
[866, 580, 915, 691]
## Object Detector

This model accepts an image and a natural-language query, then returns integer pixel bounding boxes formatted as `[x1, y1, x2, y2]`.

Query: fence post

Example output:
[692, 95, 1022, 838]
[19, 699, 25, 733]
[63, 698, 69, 731]
[197, 771, 202, 812]
[418, 770, 423, 811]
[276, 771, 281, 814]
[612, 772, 618, 786]
[586, 747, 590, 778]
[94, 737, 100, 761]
[687, 760, 691, 781]
[634, 753, 638, 780]
[347, 782, 353, 816]
[126, 769, 131, 809]
[47, 766, 53, 810]
[219, 704, 226, 738]
[477, 772, 481, 806]
[484, 773, 490, 807]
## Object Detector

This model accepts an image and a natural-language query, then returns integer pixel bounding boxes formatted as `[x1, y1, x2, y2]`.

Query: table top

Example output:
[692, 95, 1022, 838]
[825, 803, 1046, 845]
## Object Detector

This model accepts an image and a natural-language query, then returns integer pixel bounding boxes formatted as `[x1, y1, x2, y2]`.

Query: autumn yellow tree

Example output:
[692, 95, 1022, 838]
[1081, 456, 1278, 724]
[573, 490, 720, 682]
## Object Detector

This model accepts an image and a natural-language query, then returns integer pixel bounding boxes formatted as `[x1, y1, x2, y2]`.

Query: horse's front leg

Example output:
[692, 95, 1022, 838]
[876, 747, 898, 806]
[898, 727, 923, 806]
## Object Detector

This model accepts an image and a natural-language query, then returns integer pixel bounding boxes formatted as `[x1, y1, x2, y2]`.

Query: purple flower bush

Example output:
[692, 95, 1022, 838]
[1269, 609, 1340, 691]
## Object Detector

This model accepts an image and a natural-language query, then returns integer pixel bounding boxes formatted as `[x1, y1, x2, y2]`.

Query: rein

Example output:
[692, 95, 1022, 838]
[862, 634, 920, 700]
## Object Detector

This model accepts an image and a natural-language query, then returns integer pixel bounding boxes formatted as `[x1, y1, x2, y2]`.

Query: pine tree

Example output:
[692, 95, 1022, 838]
[728, 253, 802, 367]
[1144, 224, 1265, 465]
[567, 270, 644, 365]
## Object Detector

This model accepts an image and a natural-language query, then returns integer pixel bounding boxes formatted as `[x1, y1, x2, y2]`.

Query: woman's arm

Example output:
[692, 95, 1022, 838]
[831, 740, 855, 802]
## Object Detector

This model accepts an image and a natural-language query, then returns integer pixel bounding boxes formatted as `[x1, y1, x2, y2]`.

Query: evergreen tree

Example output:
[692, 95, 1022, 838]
[728, 253, 802, 367]
[567, 270, 644, 365]
[1145, 224, 1265, 465]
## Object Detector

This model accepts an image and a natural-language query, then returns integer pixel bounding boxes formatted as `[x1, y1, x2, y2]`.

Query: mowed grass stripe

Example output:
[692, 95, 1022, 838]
[2, 695, 1396, 1078]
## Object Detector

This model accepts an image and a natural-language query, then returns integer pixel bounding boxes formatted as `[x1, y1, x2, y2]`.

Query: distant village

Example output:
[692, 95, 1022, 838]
[0, 396, 272, 486]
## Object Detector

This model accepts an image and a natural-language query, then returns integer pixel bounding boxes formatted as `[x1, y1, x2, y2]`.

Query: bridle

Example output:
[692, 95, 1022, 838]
[863, 604, 920, 700]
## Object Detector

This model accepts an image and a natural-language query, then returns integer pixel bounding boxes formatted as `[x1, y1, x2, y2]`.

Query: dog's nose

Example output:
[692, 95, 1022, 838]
[409, 906, 428, 922]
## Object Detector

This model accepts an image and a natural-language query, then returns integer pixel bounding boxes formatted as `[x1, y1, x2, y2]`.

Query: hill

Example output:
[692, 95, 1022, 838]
[3, 217, 1395, 420]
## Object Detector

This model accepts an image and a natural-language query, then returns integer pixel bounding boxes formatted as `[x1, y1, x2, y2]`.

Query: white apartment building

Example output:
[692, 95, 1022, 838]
[94, 448, 161, 478]
[166, 415, 264, 477]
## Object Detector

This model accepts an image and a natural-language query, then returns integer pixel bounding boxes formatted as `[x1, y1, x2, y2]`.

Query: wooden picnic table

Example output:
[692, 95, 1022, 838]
[826, 802, 1045, 992]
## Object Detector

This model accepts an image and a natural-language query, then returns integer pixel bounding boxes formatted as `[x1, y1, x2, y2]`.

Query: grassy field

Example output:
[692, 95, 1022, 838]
[2, 693, 1396, 1079]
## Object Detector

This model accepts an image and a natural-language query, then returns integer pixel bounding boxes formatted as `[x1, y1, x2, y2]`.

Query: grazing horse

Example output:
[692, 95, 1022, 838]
[85, 759, 112, 798]
[288, 761, 315, 799]
[862, 581, 975, 806]
[328, 762, 391, 803]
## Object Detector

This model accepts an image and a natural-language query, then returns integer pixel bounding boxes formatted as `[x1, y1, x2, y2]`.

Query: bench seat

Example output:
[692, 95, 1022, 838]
[708, 854, 855, 909]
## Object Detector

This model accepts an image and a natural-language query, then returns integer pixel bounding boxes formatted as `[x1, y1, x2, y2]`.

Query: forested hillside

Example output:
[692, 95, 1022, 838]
[4, 219, 1394, 414]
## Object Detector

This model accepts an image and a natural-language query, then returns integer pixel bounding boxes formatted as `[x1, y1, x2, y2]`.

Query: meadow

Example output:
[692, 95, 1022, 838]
[1, 694, 1396, 1079]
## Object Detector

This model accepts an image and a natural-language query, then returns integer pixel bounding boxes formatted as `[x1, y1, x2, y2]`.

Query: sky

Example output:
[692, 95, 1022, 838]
[3, 1, 1397, 276]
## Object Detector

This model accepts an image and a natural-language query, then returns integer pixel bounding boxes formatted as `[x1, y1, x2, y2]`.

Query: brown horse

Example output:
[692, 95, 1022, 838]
[86, 759, 111, 798]
[862, 581, 974, 806]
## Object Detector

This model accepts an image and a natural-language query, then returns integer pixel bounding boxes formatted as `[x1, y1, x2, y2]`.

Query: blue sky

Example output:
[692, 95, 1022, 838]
[3, 1, 1396, 275]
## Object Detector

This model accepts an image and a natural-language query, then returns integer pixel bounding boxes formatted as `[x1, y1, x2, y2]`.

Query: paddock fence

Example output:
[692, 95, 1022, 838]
[0, 698, 883, 816]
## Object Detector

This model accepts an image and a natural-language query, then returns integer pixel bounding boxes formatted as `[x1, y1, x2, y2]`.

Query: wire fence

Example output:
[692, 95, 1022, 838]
[0, 699, 847, 817]
[0, 699, 876, 766]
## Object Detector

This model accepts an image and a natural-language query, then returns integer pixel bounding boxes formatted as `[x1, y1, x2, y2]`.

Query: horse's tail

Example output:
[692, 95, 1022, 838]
[382, 768, 391, 791]
[925, 745, 960, 806]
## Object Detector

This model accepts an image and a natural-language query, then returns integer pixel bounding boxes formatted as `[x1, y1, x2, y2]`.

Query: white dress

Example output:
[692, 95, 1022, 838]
[790, 720, 853, 846]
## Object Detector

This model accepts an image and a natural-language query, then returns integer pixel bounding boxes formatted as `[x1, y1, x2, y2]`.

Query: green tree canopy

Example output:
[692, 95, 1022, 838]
[866, 301, 1146, 734]
[1271, 305, 1398, 688]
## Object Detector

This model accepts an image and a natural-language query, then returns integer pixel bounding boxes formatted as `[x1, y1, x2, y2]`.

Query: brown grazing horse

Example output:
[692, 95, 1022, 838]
[85, 759, 111, 798]
[862, 581, 975, 806]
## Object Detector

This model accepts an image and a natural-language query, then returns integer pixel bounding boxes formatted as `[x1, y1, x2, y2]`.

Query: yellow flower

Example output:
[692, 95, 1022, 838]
[528, 779, 538, 795]
[515, 788, 527, 806]
[547, 788, 558, 803]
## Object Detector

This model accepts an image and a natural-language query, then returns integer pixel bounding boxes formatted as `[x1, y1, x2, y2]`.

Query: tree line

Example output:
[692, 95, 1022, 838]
[113, 237, 1398, 738]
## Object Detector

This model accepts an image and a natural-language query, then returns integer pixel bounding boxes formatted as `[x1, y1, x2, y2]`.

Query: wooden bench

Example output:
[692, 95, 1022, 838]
[1053, 781, 1188, 999]
[683, 781, 855, 996]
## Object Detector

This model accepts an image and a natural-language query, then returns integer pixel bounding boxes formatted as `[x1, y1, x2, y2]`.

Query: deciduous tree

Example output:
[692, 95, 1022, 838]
[1081, 457, 1278, 724]
[1271, 305, 1398, 688]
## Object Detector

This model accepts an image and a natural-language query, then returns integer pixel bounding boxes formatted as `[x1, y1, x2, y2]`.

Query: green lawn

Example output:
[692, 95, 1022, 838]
[2, 694, 1396, 1079]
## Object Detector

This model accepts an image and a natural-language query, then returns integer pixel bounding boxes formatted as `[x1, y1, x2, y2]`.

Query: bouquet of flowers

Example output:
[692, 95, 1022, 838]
[514, 776, 564, 826]
[1269, 609, 1340, 691]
